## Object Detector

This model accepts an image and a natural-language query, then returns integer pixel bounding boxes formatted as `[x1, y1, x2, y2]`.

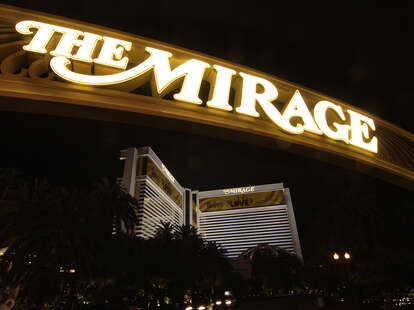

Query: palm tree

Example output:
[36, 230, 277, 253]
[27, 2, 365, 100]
[173, 224, 200, 241]
[0, 176, 138, 309]
[200, 241, 231, 299]
[154, 221, 175, 243]
[89, 177, 138, 237]
[248, 245, 303, 295]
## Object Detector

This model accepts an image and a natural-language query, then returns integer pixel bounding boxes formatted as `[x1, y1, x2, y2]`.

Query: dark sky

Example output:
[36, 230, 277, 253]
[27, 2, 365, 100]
[1, 0, 413, 260]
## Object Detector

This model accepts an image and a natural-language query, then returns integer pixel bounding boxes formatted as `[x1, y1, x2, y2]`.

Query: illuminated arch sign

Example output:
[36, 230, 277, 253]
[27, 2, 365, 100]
[0, 5, 414, 189]
[15, 20, 377, 153]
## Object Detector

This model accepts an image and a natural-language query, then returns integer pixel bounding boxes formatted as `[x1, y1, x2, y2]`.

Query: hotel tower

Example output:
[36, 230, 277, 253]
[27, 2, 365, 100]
[121, 147, 302, 261]
[121, 147, 185, 238]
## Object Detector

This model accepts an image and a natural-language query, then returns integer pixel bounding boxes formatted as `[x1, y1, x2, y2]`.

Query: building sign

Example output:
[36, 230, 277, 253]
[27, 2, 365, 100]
[137, 157, 182, 208]
[15, 20, 377, 153]
[0, 5, 414, 189]
[223, 186, 255, 195]
[199, 190, 285, 212]
[161, 163, 175, 183]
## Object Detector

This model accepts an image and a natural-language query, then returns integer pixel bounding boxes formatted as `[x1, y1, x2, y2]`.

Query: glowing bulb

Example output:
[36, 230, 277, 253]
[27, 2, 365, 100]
[333, 253, 340, 260]
[344, 252, 351, 260]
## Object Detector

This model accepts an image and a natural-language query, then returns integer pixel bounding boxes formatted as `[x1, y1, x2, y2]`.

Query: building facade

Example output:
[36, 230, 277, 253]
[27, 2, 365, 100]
[121, 146, 302, 261]
[121, 147, 185, 238]
[197, 185, 302, 260]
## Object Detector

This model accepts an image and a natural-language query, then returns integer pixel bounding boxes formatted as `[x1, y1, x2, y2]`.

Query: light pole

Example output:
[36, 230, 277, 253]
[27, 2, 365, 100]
[332, 251, 352, 289]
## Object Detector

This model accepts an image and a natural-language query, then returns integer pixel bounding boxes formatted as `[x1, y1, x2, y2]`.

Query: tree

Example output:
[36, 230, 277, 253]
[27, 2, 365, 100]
[200, 241, 231, 299]
[0, 175, 138, 309]
[250, 245, 303, 295]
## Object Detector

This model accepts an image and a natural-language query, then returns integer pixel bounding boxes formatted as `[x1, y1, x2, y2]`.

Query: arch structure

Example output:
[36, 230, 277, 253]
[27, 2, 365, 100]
[0, 5, 413, 190]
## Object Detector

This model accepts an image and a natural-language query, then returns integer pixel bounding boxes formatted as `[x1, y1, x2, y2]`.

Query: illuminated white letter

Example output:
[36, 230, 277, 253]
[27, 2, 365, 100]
[16, 21, 101, 62]
[347, 109, 378, 153]
[236, 72, 300, 133]
[206, 65, 236, 111]
[282, 90, 322, 135]
[147, 47, 209, 104]
[94, 36, 132, 70]
[16, 20, 59, 54]
[236, 72, 276, 117]
[50, 47, 209, 105]
[314, 101, 349, 143]
[50, 30, 101, 63]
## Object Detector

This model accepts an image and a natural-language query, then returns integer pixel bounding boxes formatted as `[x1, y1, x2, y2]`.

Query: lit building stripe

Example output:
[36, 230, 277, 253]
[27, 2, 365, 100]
[198, 186, 302, 259]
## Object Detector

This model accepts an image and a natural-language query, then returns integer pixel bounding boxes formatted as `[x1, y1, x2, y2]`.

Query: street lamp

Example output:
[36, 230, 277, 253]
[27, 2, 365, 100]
[332, 252, 351, 261]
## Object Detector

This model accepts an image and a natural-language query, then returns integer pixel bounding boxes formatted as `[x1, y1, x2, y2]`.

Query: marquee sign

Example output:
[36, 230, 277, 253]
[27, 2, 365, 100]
[199, 190, 285, 212]
[14, 20, 377, 154]
[0, 5, 414, 189]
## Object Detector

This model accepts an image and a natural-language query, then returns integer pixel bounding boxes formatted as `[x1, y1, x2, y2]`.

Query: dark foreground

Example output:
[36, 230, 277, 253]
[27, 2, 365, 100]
[236, 296, 414, 310]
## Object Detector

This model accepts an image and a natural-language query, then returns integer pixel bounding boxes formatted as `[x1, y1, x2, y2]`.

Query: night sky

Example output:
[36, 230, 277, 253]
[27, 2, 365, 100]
[1, 0, 413, 261]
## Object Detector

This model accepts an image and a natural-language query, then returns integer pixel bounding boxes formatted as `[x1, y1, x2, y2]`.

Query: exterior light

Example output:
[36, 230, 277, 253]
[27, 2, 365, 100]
[216, 301, 222, 305]
[333, 253, 340, 260]
[225, 300, 232, 305]
[15, 20, 380, 154]
[198, 306, 205, 310]
[185, 307, 192, 310]
[224, 291, 231, 296]
[344, 252, 351, 260]
[69, 268, 76, 273]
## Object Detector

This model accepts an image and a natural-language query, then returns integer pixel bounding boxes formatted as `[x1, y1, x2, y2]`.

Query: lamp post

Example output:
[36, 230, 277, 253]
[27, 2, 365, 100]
[332, 251, 352, 293]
